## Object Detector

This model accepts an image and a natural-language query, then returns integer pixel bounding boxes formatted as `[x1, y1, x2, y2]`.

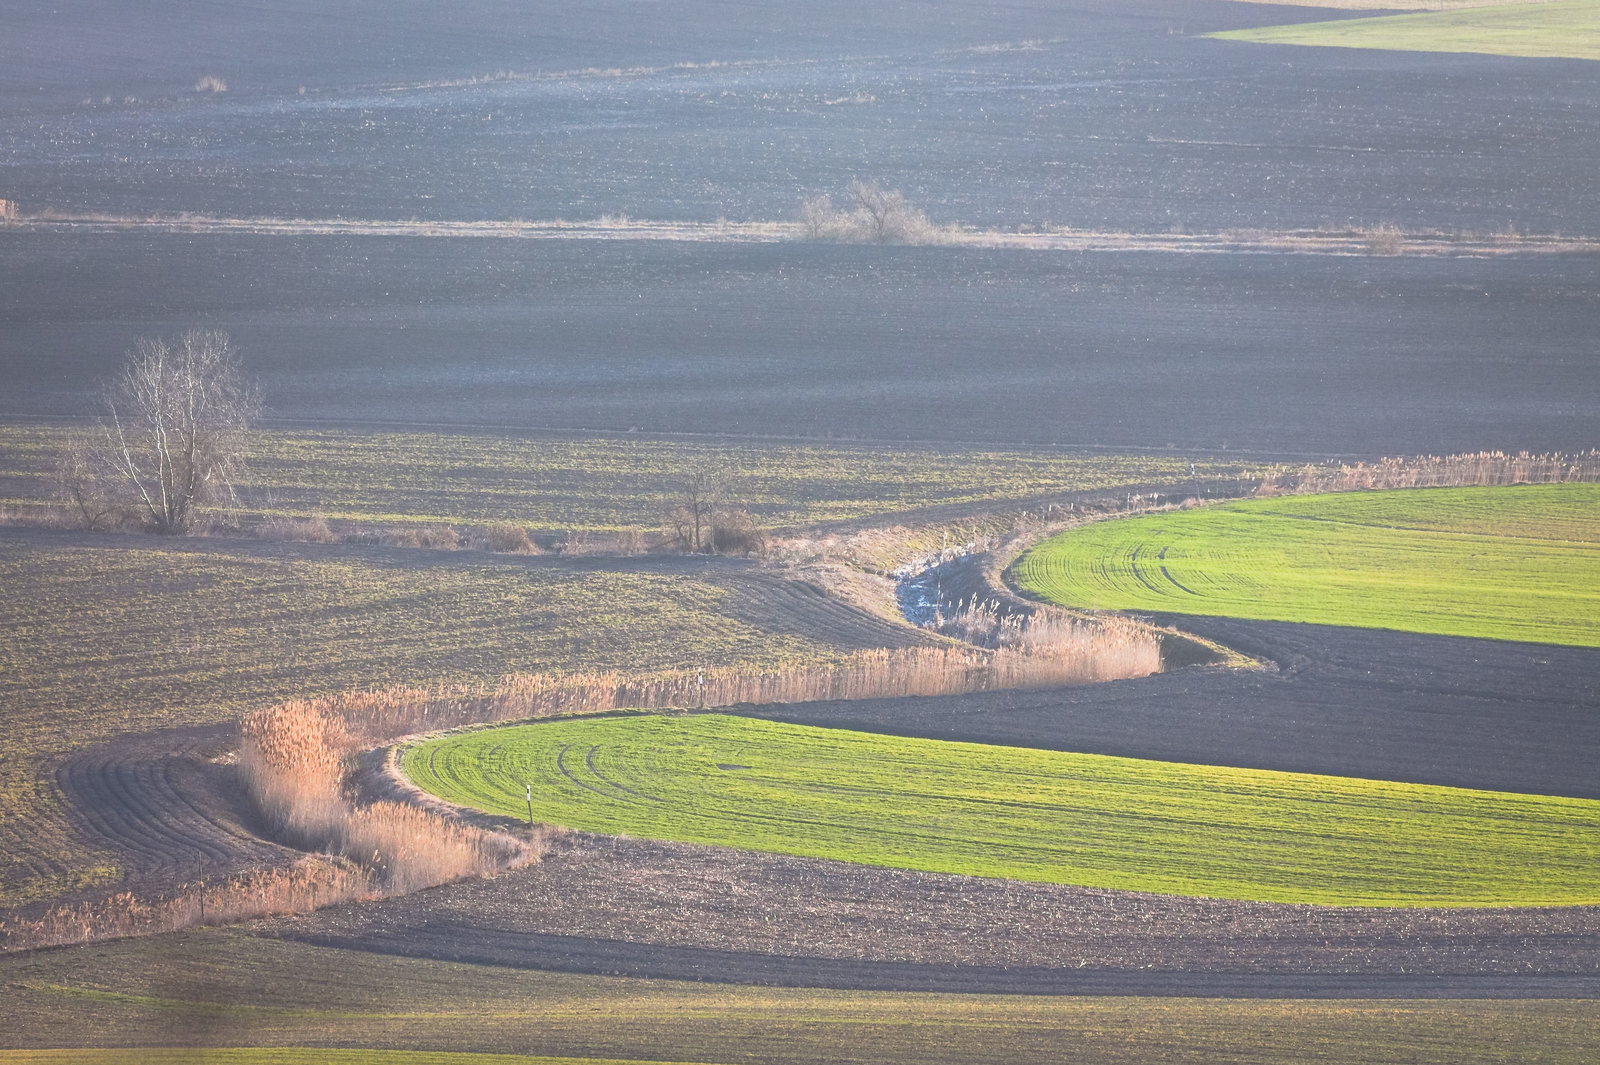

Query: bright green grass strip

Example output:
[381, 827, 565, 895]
[1209, 0, 1600, 61]
[404, 714, 1600, 907]
[0, 1052, 712, 1065]
[1012, 485, 1600, 647]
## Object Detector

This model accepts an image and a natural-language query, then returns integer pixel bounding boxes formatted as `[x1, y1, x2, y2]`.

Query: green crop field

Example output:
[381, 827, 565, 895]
[1011, 485, 1600, 647]
[1209, 0, 1600, 62]
[403, 714, 1600, 907]
[5, 930, 1595, 1065]
[0, 1049, 700, 1055]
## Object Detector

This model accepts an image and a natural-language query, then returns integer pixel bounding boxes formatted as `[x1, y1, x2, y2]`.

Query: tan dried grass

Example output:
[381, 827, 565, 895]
[1260, 450, 1600, 496]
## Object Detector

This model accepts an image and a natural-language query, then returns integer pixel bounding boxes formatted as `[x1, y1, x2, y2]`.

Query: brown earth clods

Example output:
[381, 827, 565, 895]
[268, 831, 1600, 997]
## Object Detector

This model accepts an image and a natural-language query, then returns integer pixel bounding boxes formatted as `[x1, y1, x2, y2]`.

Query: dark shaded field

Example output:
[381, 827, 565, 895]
[4, 233, 1597, 455]
[750, 617, 1600, 799]
[269, 832, 1600, 998]
[3, 2, 1596, 233]
[3, 0, 1598, 457]
[7, 930, 1598, 1065]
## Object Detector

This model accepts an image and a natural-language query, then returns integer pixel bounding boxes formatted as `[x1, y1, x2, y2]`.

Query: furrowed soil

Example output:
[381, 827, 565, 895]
[2, 1, 1594, 233]
[3, 0, 1599, 456]
[0, 526, 923, 906]
[267, 831, 1600, 996]
[0, 422, 1260, 532]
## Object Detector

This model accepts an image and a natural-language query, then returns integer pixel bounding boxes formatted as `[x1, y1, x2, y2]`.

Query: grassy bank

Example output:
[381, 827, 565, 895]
[1012, 485, 1600, 647]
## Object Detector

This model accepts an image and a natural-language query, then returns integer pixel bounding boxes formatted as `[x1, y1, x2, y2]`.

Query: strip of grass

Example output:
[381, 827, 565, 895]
[1209, 0, 1600, 61]
[1012, 485, 1600, 647]
[403, 714, 1600, 907]
[0, 421, 1259, 533]
[3, 930, 1597, 1064]
[0, 1049, 694, 1055]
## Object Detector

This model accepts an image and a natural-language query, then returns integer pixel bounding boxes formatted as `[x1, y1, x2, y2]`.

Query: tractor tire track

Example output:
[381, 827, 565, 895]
[54, 725, 301, 893]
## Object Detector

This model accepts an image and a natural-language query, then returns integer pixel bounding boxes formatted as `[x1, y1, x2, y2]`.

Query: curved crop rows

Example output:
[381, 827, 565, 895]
[1012, 485, 1600, 647]
[403, 714, 1600, 908]
[55, 726, 301, 890]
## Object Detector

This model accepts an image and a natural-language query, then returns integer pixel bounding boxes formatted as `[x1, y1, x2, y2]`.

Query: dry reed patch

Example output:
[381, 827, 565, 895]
[0, 857, 366, 953]
[238, 700, 530, 897]
[230, 620, 1158, 922]
[1260, 449, 1600, 495]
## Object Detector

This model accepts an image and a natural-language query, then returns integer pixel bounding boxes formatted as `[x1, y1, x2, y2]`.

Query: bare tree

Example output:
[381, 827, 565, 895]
[664, 467, 731, 554]
[795, 180, 944, 244]
[53, 429, 120, 530]
[662, 466, 765, 555]
[73, 330, 261, 534]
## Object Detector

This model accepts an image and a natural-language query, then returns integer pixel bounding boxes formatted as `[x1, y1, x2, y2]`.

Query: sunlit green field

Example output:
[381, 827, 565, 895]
[1012, 485, 1600, 647]
[1209, 0, 1600, 62]
[404, 714, 1600, 907]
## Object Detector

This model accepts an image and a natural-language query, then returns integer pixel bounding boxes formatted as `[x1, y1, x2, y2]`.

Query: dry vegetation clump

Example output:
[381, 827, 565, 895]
[245, 630, 1161, 763]
[1361, 223, 1405, 255]
[1261, 450, 1600, 495]
[0, 856, 366, 952]
[238, 700, 529, 895]
[799, 180, 953, 245]
[256, 514, 339, 543]
[471, 522, 541, 554]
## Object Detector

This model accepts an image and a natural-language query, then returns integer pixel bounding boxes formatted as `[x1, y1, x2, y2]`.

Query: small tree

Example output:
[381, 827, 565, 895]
[664, 467, 730, 554]
[797, 180, 943, 244]
[66, 329, 261, 534]
[53, 429, 121, 530]
[662, 466, 765, 555]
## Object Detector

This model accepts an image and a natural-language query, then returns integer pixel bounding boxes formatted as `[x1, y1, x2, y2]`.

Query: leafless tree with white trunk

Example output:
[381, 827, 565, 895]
[59, 329, 261, 533]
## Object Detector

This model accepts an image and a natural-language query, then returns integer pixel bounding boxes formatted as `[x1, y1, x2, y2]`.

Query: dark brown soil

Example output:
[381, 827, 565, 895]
[267, 832, 1600, 997]
[747, 618, 1600, 799]
[50, 725, 301, 899]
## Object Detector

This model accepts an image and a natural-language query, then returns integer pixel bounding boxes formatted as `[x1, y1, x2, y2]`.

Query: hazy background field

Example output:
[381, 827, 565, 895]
[2, 0, 1597, 457]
